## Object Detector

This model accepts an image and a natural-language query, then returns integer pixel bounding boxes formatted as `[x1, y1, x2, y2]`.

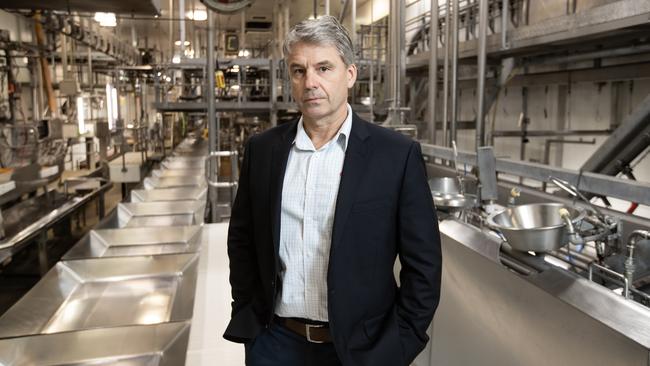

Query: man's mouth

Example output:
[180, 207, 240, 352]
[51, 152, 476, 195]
[304, 97, 323, 102]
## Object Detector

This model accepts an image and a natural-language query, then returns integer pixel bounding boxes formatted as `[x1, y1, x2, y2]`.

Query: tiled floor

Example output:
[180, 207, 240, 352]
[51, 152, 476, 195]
[186, 222, 245, 366]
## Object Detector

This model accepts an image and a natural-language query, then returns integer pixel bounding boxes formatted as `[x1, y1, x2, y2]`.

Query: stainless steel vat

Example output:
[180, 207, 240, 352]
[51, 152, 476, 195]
[131, 187, 207, 202]
[487, 203, 585, 252]
[63, 225, 203, 259]
[152, 168, 205, 178]
[117, 201, 205, 227]
[0, 322, 190, 365]
[0, 253, 198, 338]
[143, 176, 206, 190]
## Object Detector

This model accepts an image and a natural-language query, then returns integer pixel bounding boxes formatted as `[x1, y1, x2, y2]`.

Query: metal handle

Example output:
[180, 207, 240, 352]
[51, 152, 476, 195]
[588, 262, 629, 299]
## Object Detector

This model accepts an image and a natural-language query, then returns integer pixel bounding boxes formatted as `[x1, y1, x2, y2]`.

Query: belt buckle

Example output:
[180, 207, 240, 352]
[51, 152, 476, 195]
[305, 323, 325, 344]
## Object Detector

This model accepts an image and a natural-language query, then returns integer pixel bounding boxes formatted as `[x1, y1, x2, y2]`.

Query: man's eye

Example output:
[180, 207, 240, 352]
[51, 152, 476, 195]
[292, 69, 304, 75]
[319, 66, 330, 72]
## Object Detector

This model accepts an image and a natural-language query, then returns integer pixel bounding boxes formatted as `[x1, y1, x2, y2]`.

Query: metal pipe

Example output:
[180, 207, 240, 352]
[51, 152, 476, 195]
[207, 11, 216, 155]
[179, 0, 186, 56]
[428, 0, 439, 144]
[501, 0, 508, 49]
[476, 0, 488, 149]
[314, 0, 318, 19]
[442, 0, 451, 146]
[169, 0, 173, 60]
[369, 0, 374, 123]
[325, 0, 330, 15]
[351, 0, 356, 54]
[241, 10, 246, 54]
[450, 0, 459, 144]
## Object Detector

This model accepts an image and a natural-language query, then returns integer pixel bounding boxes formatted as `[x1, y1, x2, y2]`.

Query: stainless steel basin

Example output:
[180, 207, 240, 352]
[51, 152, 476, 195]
[143, 176, 206, 190]
[487, 203, 585, 252]
[0, 322, 190, 365]
[118, 201, 205, 227]
[162, 160, 205, 170]
[63, 225, 203, 259]
[429, 177, 476, 210]
[0, 253, 198, 338]
[152, 168, 204, 178]
[131, 187, 207, 202]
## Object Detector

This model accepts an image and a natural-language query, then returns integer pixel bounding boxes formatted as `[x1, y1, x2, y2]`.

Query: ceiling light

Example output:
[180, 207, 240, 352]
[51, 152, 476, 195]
[94, 12, 116, 27]
[172, 55, 181, 64]
[187, 9, 207, 21]
[174, 40, 191, 46]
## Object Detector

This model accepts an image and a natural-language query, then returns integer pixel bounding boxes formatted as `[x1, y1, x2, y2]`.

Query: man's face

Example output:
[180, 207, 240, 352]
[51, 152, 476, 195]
[287, 42, 357, 124]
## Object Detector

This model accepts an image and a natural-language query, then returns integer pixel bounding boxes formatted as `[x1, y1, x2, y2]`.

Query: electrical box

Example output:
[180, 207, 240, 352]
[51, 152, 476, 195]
[59, 78, 79, 96]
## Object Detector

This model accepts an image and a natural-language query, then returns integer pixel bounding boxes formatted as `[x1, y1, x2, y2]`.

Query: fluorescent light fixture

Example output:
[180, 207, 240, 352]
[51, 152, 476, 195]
[237, 49, 250, 57]
[174, 40, 191, 46]
[172, 55, 181, 64]
[126, 123, 134, 129]
[187, 9, 207, 21]
[76, 96, 85, 134]
[94, 12, 116, 27]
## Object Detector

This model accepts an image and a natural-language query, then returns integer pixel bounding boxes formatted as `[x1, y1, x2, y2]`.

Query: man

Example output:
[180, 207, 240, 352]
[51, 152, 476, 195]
[224, 16, 442, 366]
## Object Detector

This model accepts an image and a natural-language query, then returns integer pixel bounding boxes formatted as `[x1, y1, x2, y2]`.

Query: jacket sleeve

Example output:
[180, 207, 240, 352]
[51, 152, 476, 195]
[395, 141, 442, 363]
[224, 137, 263, 343]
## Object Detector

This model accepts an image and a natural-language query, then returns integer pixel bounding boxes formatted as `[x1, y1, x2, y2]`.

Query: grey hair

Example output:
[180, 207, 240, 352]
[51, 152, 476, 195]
[283, 15, 355, 66]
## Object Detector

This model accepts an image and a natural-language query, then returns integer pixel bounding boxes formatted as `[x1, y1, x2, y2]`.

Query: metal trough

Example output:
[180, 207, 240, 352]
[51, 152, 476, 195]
[131, 187, 207, 202]
[0, 322, 190, 365]
[143, 176, 206, 190]
[0, 253, 199, 338]
[63, 225, 203, 259]
[151, 168, 205, 178]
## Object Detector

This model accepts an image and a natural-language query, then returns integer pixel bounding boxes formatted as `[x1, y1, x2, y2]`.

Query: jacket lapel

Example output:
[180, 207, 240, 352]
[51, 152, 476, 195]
[270, 121, 297, 266]
[331, 114, 370, 249]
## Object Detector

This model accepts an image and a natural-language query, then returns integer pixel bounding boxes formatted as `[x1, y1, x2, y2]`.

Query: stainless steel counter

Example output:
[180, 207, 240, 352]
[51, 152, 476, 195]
[417, 219, 650, 366]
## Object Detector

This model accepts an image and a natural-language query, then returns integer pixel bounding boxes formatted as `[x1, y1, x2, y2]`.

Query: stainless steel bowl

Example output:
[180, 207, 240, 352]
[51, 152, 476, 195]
[487, 203, 585, 252]
[429, 177, 461, 195]
[429, 177, 476, 210]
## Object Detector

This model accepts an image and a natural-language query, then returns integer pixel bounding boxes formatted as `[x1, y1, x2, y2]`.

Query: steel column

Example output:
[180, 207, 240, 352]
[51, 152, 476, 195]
[475, 0, 488, 149]
[450, 0, 459, 144]
[428, 0, 439, 144]
[442, 0, 450, 146]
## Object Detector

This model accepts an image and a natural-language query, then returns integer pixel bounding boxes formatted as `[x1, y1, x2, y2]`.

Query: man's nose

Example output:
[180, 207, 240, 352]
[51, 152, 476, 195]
[304, 68, 319, 90]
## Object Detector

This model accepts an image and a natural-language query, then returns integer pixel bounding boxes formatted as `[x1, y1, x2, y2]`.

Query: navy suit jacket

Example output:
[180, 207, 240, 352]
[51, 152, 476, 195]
[224, 113, 442, 366]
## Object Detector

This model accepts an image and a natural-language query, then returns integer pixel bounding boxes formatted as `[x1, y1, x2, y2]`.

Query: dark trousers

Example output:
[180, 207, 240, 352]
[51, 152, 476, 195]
[245, 322, 342, 366]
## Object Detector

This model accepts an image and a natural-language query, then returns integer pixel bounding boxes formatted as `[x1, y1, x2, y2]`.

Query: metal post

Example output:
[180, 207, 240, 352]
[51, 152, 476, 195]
[314, 0, 318, 19]
[179, 0, 186, 57]
[476, 0, 488, 149]
[207, 10, 219, 223]
[270, 59, 277, 127]
[501, 0, 509, 50]
[442, 0, 450, 146]
[241, 10, 246, 54]
[351, 0, 356, 54]
[325, 0, 330, 15]
[169, 0, 174, 60]
[429, 0, 439, 144]
[369, 0, 374, 123]
[450, 0, 459, 144]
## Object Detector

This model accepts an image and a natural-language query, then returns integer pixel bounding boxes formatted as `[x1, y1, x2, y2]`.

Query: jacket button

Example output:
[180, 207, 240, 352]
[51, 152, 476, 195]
[271, 280, 275, 286]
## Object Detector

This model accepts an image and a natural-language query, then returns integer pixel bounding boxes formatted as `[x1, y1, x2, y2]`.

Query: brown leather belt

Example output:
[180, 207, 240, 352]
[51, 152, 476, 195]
[275, 316, 332, 343]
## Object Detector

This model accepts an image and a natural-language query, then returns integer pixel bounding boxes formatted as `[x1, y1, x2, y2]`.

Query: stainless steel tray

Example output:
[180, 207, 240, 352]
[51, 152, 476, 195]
[63, 225, 203, 259]
[152, 168, 205, 178]
[117, 201, 205, 227]
[143, 176, 206, 190]
[0, 322, 190, 365]
[131, 187, 207, 202]
[162, 160, 205, 170]
[0, 253, 198, 338]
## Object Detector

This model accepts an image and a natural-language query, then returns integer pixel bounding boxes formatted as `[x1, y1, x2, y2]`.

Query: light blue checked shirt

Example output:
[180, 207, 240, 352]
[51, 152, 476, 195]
[275, 104, 353, 322]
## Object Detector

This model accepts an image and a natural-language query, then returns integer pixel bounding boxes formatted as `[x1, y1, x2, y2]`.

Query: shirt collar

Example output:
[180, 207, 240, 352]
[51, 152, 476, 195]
[294, 104, 353, 152]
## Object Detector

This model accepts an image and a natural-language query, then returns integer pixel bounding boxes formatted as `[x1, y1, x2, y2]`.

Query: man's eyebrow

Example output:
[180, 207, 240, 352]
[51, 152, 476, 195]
[289, 62, 304, 69]
[316, 60, 335, 67]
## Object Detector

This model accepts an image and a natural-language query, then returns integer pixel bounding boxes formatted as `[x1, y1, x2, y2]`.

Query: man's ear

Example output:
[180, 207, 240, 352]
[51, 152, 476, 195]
[346, 63, 358, 88]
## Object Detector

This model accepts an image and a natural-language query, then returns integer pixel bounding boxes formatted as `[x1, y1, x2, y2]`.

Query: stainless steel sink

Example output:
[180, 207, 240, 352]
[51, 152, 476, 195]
[63, 225, 203, 259]
[117, 201, 205, 227]
[131, 187, 207, 202]
[0, 253, 198, 338]
[0, 322, 190, 365]
[143, 176, 206, 190]
[152, 168, 204, 178]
